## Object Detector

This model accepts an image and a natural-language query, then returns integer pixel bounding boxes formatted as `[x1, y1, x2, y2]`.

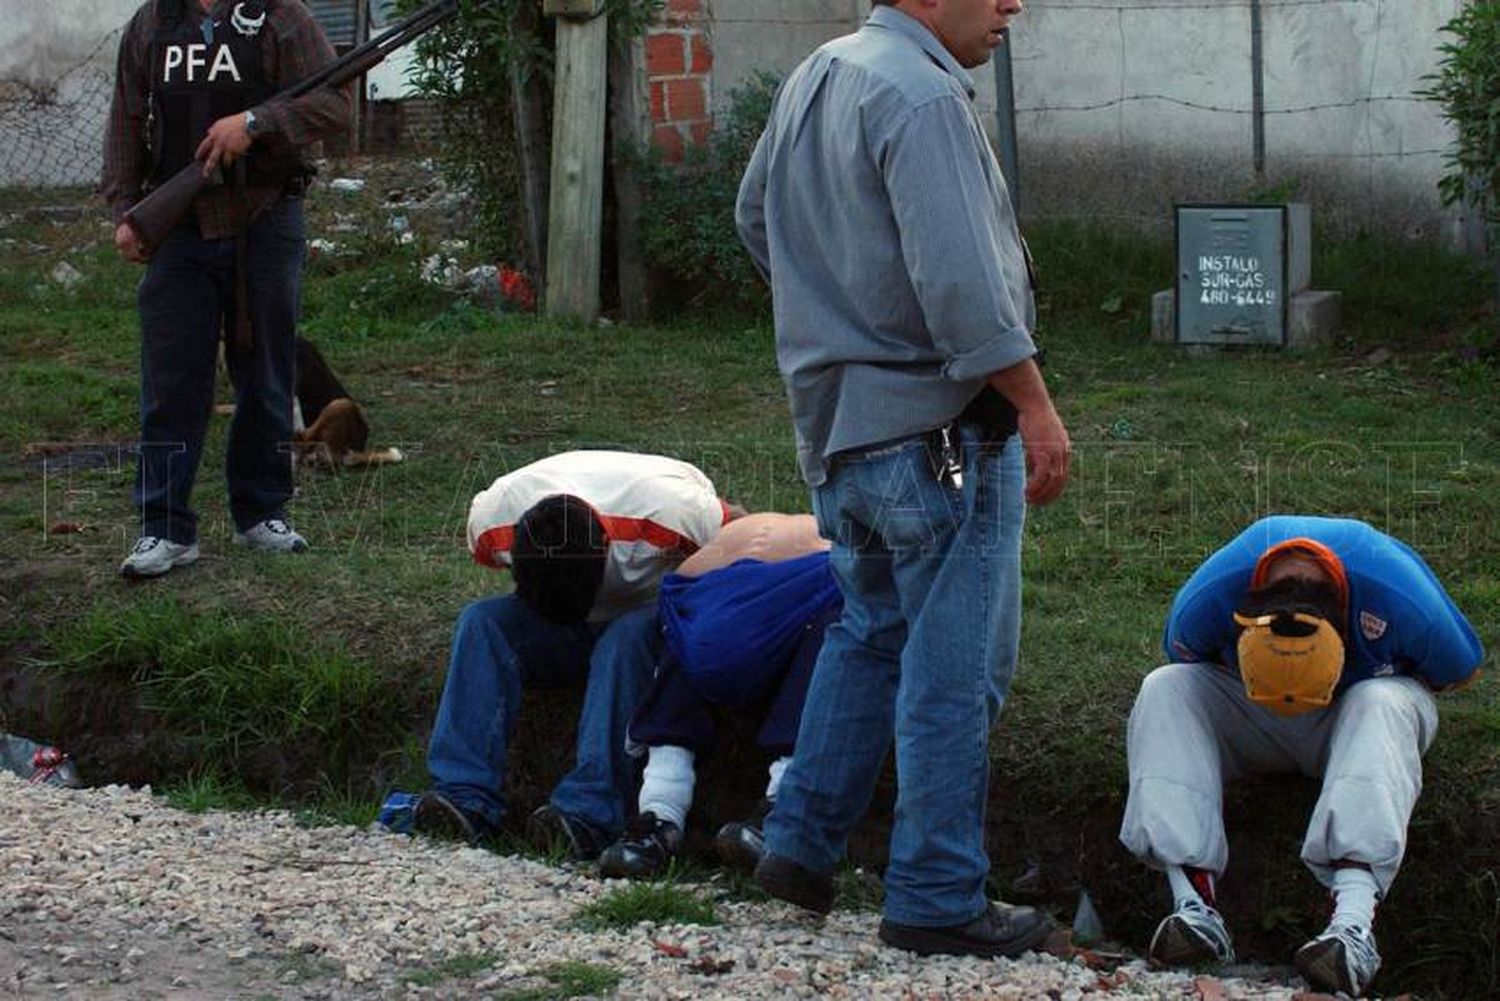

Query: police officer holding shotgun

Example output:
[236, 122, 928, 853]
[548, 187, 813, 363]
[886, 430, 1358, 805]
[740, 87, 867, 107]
[102, 0, 349, 577]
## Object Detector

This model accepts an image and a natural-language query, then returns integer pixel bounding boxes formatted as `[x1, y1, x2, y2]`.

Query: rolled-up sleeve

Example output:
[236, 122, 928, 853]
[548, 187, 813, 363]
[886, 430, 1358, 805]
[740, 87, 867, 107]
[882, 95, 1035, 381]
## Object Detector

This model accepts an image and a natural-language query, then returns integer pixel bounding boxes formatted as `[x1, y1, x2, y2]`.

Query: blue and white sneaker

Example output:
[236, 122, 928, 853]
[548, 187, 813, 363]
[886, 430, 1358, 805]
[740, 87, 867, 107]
[233, 518, 308, 553]
[120, 536, 199, 578]
[1148, 898, 1236, 966]
[1296, 921, 1381, 997]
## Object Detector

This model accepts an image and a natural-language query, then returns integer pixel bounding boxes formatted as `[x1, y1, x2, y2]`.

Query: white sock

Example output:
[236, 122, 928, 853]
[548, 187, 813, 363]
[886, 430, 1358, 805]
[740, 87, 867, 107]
[1166, 865, 1213, 910]
[1330, 866, 1380, 929]
[638, 745, 694, 831]
[765, 756, 792, 801]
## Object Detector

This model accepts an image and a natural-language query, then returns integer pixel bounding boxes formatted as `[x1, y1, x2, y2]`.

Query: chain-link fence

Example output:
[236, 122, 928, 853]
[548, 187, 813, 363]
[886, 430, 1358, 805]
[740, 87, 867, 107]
[0, 28, 120, 202]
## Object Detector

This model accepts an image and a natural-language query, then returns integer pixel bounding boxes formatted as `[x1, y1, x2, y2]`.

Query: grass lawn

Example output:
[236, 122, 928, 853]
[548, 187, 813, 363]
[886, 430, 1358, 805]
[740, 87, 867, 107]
[1, 169, 1496, 996]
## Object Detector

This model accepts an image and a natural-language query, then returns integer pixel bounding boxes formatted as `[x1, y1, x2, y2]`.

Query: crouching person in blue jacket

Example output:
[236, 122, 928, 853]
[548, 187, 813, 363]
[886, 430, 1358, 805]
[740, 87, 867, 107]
[598, 513, 840, 879]
[1120, 515, 1484, 997]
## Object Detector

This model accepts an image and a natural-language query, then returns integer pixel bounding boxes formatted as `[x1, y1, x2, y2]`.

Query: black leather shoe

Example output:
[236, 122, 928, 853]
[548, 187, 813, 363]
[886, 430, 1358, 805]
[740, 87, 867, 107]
[878, 902, 1055, 958]
[412, 791, 492, 847]
[598, 812, 683, 879]
[754, 852, 835, 915]
[714, 799, 771, 871]
[526, 804, 611, 862]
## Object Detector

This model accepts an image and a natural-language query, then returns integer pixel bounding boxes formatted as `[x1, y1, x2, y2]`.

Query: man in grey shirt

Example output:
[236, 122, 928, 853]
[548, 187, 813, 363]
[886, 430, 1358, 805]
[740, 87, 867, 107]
[736, 0, 1071, 959]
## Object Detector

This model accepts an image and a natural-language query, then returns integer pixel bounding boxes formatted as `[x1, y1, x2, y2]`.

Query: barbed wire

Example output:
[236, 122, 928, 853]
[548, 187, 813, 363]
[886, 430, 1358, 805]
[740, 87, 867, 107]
[0, 1, 1451, 204]
[1018, 94, 1429, 115]
[714, 0, 1394, 25]
[1035, 0, 1381, 10]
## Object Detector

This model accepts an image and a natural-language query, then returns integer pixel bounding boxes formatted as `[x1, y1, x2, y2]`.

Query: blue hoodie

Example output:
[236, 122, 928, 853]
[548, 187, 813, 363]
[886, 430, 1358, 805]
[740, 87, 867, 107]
[1164, 515, 1484, 692]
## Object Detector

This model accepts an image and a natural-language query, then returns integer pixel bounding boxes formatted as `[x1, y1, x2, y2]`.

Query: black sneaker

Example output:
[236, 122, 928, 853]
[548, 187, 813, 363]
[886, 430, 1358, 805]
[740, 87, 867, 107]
[754, 852, 835, 915]
[714, 798, 772, 871]
[878, 901, 1056, 959]
[597, 811, 683, 879]
[526, 804, 611, 862]
[412, 791, 492, 846]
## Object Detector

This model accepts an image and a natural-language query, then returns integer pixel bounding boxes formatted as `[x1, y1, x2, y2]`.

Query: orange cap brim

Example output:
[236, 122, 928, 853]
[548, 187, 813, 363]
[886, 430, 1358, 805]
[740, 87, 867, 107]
[1251, 537, 1349, 619]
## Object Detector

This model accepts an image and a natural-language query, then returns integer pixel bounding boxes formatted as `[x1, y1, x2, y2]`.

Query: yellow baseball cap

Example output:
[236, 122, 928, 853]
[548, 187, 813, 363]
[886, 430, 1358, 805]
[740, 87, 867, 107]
[1232, 609, 1346, 716]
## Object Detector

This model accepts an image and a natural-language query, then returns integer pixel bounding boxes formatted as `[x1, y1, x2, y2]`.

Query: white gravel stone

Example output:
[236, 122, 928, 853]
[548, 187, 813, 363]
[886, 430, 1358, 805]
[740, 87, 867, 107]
[0, 773, 1314, 999]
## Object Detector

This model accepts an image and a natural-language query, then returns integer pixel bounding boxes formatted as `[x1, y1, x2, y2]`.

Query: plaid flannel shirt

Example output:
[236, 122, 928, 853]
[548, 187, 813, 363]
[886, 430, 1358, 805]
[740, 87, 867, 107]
[101, 0, 350, 239]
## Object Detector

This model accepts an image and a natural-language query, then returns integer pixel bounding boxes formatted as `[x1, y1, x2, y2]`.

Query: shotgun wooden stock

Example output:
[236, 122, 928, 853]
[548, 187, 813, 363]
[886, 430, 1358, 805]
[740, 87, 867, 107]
[122, 0, 462, 248]
[124, 164, 224, 248]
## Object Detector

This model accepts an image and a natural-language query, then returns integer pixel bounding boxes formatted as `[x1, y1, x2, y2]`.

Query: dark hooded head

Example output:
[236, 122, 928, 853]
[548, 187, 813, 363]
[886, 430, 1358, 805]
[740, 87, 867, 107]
[511, 494, 608, 624]
[1236, 574, 1345, 634]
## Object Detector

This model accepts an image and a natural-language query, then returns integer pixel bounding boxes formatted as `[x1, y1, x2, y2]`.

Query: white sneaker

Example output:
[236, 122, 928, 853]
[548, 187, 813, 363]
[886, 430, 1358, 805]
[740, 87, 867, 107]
[233, 518, 309, 553]
[1148, 898, 1236, 966]
[1296, 921, 1381, 997]
[120, 536, 199, 578]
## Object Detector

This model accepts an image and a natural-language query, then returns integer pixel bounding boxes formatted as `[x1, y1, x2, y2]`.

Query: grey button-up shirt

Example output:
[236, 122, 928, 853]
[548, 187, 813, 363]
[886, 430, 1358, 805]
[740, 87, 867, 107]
[737, 6, 1036, 486]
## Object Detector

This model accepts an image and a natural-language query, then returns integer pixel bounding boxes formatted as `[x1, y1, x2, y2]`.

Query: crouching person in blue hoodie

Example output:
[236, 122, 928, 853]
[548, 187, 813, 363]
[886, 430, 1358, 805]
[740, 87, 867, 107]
[598, 513, 840, 879]
[1120, 515, 1484, 997]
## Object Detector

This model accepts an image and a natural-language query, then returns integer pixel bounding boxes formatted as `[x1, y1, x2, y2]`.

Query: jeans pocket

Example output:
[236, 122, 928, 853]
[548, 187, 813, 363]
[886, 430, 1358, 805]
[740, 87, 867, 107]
[848, 441, 961, 551]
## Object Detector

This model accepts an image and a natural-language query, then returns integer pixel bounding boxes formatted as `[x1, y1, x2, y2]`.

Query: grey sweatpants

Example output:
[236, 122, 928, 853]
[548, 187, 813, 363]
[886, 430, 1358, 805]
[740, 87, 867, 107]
[1118, 662, 1438, 894]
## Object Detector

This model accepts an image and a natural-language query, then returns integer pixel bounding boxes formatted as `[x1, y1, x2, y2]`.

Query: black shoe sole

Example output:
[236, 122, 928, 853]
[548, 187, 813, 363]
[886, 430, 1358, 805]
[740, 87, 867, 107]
[1148, 914, 1229, 967]
[714, 825, 763, 873]
[1294, 938, 1356, 996]
[413, 794, 482, 846]
[597, 847, 670, 880]
[526, 808, 606, 862]
[878, 913, 1054, 959]
[754, 855, 835, 915]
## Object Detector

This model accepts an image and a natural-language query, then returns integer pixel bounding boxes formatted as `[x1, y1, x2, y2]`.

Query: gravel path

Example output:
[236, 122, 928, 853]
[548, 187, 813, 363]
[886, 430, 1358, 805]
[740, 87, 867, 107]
[0, 775, 1320, 1000]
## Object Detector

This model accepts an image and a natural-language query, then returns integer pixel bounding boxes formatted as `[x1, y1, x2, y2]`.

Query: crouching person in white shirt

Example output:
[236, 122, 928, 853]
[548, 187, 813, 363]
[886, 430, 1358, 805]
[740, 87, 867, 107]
[414, 450, 737, 859]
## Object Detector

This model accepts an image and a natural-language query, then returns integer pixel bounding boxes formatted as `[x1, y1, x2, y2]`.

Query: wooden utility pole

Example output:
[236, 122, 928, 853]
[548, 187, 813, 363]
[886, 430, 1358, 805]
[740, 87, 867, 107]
[511, 0, 551, 293]
[608, 31, 651, 321]
[544, 0, 609, 323]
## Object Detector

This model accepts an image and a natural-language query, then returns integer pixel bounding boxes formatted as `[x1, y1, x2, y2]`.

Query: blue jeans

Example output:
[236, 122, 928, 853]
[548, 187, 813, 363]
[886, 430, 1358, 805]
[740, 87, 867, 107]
[764, 425, 1026, 926]
[134, 198, 304, 544]
[426, 596, 659, 835]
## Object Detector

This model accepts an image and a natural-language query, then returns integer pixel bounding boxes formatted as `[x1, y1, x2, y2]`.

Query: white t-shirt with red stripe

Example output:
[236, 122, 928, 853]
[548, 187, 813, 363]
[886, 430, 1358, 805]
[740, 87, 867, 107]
[467, 450, 731, 622]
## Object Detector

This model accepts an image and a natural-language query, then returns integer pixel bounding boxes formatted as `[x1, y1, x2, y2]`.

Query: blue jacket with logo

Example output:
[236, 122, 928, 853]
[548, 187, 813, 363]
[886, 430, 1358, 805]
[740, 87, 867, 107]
[1164, 515, 1484, 693]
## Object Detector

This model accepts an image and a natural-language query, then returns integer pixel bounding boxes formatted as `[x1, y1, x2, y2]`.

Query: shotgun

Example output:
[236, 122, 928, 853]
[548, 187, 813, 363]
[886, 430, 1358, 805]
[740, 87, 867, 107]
[124, 0, 462, 248]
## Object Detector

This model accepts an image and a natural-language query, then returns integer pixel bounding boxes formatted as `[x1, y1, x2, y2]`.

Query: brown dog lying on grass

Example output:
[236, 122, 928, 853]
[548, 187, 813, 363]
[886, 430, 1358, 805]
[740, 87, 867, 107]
[293, 337, 403, 468]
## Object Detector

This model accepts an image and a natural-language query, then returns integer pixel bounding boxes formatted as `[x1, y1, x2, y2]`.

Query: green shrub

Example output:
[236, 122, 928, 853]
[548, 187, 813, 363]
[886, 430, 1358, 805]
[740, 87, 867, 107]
[406, 0, 662, 270]
[1423, 3, 1500, 223]
[636, 72, 779, 315]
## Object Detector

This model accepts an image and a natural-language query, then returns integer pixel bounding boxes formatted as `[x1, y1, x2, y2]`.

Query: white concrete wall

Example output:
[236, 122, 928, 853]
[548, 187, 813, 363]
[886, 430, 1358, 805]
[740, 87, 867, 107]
[6, 0, 1475, 245]
[0, 0, 141, 187]
[709, 0, 1470, 243]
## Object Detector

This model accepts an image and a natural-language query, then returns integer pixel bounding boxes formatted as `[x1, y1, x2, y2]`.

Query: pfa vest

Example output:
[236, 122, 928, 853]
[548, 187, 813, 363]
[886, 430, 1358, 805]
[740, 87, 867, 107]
[148, 0, 302, 187]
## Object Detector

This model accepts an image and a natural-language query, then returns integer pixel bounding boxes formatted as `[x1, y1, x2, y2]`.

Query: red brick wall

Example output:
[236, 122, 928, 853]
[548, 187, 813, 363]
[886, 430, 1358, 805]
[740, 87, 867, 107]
[647, 0, 713, 160]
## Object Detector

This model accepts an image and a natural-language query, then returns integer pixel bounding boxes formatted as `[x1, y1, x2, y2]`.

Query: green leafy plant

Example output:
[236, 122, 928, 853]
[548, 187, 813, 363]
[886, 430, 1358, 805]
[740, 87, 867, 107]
[1422, 4, 1500, 222]
[635, 71, 779, 315]
[405, 0, 663, 274]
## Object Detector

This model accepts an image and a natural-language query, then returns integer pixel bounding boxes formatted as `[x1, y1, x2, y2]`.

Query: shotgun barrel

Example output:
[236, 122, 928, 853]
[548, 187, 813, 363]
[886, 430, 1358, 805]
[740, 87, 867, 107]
[124, 0, 461, 247]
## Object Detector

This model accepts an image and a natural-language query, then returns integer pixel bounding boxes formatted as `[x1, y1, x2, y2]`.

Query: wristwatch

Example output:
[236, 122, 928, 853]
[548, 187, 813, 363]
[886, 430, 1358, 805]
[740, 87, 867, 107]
[244, 109, 261, 137]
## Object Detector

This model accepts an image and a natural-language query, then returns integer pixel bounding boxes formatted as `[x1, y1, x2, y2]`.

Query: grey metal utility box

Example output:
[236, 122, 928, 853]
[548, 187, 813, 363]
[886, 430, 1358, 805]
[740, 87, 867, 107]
[1175, 204, 1310, 346]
